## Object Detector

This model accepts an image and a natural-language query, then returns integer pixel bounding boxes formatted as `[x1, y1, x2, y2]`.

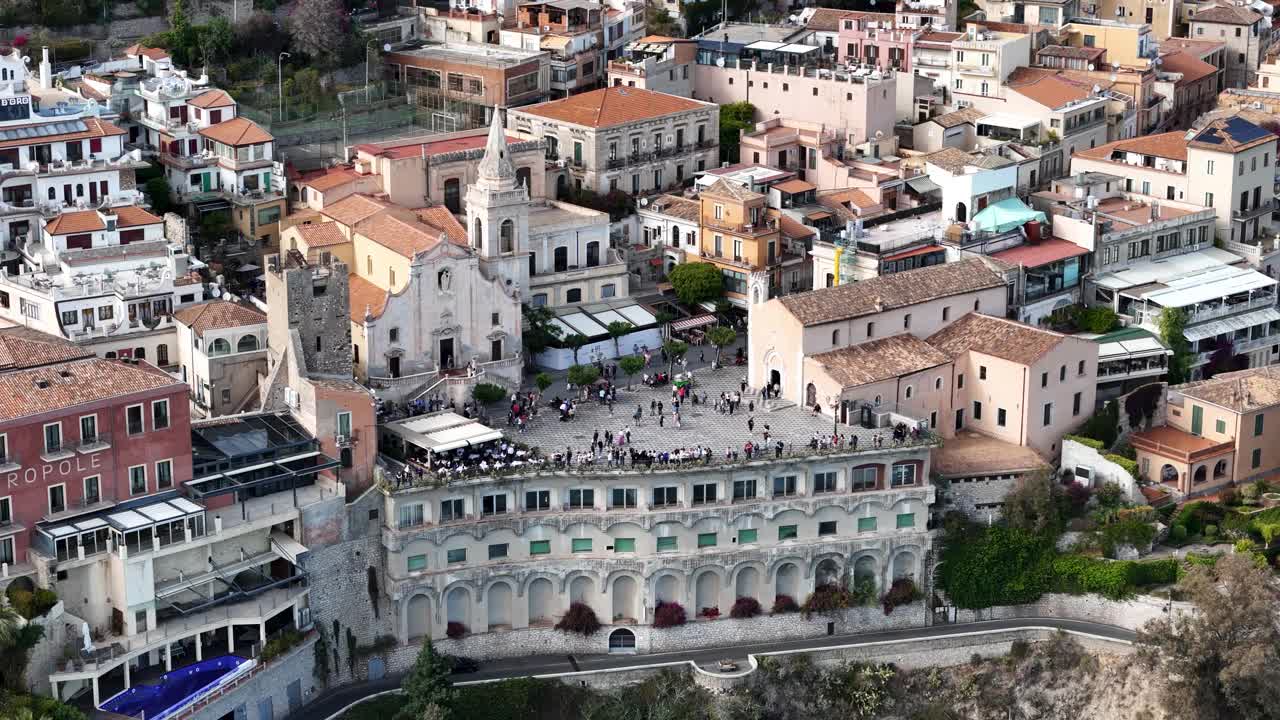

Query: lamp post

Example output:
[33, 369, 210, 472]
[828, 394, 839, 435]
[365, 39, 378, 104]
[277, 52, 291, 121]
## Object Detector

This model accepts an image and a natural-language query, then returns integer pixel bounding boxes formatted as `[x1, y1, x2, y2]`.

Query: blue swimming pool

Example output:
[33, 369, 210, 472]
[100, 655, 253, 720]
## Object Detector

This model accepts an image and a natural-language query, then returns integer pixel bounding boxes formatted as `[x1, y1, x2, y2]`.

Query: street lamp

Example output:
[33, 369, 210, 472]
[365, 40, 379, 104]
[828, 394, 839, 435]
[277, 52, 291, 121]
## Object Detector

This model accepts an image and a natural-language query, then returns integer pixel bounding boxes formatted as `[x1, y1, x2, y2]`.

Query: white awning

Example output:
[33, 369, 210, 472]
[1093, 247, 1246, 290]
[745, 40, 786, 51]
[615, 304, 656, 326]
[386, 412, 505, 454]
[1184, 307, 1280, 342]
[977, 113, 1040, 129]
[106, 510, 150, 531]
[1098, 336, 1171, 360]
[671, 314, 717, 331]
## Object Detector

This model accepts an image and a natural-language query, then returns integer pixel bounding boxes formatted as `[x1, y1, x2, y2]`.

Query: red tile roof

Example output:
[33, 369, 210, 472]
[349, 274, 389, 325]
[0, 327, 93, 372]
[0, 117, 125, 151]
[990, 238, 1089, 267]
[295, 222, 349, 249]
[1159, 50, 1218, 86]
[301, 167, 361, 192]
[173, 300, 266, 338]
[1075, 131, 1189, 162]
[927, 312, 1070, 366]
[44, 210, 106, 235]
[199, 116, 273, 146]
[188, 89, 236, 108]
[517, 87, 710, 128]
[113, 206, 163, 228]
[0, 357, 182, 423]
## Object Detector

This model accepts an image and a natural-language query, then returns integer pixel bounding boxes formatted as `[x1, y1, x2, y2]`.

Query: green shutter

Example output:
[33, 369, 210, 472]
[614, 538, 636, 553]
[1191, 405, 1204, 435]
[446, 548, 466, 563]
[530, 540, 551, 555]
[571, 538, 592, 553]
[697, 532, 717, 548]
[896, 513, 916, 529]
[857, 517, 877, 532]
[656, 536, 678, 552]
[1255, 413, 1265, 436]
[407, 554, 427, 571]
[738, 529, 757, 544]
[778, 525, 798, 540]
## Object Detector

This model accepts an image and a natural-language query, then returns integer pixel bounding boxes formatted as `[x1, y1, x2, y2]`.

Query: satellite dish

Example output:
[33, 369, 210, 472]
[716, 57, 725, 67]
[210, 287, 222, 298]
[383, 43, 392, 52]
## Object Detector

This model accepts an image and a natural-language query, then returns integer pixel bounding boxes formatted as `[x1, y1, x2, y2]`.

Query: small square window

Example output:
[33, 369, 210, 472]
[656, 536, 678, 552]
[857, 517, 877, 532]
[488, 543, 508, 559]
[614, 537, 636, 553]
[571, 538, 592, 553]
[818, 521, 837, 536]
[407, 554, 427, 572]
[446, 548, 466, 563]
[697, 532, 717, 548]
[530, 540, 551, 555]
[778, 525, 798, 541]
[896, 513, 915, 529]
[738, 528, 758, 544]
[979, 366, 987, 380]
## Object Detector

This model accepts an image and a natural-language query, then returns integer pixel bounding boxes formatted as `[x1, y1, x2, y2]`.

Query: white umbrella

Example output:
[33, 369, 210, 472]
[81, 622, 93, 654]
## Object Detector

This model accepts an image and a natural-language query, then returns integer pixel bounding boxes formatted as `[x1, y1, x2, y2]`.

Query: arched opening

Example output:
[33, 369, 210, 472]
[831, 329, 840, 345]
[775, 562, 799, 601]
[770, 369, 781, 389]
[487, 582, 513, 630]
[612, 575, 638, 622]
[853, 556, 877, 593]
[735, 566, 760, 601]
[694, 572, 719, 617]
[1193, 465, 1207, 484]
[528, 578, 554, 626]
[443, 178, 461, 213]
[446, 587, 471, 629]
[406, 595, 430, 640]
[569, 575, 594, 606]
[209, 338, 231, 356]
[553, 246, 569, 272]
[1160, 464, 1178, 484]
[815, 558, 841, 588]
[500, 219, 515, 254]
[1214, 459, 1228, 478]
[236, 335, 258, 353]
[472, 218, 482, 249]
[955, 201, 967, 223]
[586, 241, 600, 267]
[892, 552, 917, 581]
[516, 166, 531, 190]
[805, 383, 817, 407]
[556, 174, 568, 200]
[608, 628, 636, 653]
[654, 574, 679, 605]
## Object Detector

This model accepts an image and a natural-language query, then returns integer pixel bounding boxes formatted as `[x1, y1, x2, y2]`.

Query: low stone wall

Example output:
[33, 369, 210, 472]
[192, 635, 319, 720]
[954, 593, 1190, 630]
[23, 600, 67, 695]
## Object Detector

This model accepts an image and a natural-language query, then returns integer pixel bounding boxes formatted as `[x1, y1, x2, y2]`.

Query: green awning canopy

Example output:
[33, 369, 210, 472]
[971, 197, 1047, 234]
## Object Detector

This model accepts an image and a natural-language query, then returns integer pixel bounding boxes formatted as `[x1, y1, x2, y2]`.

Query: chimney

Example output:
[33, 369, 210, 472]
[39, 47, 52, 90]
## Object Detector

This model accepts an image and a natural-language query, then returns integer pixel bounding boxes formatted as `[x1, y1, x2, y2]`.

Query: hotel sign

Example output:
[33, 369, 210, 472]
[0, 96, 32, 124]
[5, 453, 102, 489]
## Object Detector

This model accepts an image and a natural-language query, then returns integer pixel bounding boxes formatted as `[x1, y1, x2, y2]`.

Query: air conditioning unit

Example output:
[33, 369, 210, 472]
[336, 434, 349, 445]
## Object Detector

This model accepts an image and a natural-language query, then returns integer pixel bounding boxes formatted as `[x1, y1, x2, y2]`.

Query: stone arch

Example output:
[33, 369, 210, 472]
[481, 575, 521, 601]
[487, 581, 513, 629]
[892, 550, 918, 581]
[569, 574, 595, 606]
[445, 585, 471, 629]
[520, 570, 563, 597]
[805, 382, 817, 406]
[653, 572, 681, 605]
[775, 562, 800, 601]
[685, 565, 726, 594]
[611, 574, 640, 622]
[734, 565, 761, 601]
[500, 218, 515, 253]
[810, 553, 844, 586]
[853, 555, 878, 592]
[1160, 464, 1177, 483]
[560, 568, 600, 595]
[236, 334, 258, 352]
[472, 218, 483, 249]
[405, 593, 430, 640]
[528, 577, 555, 625]
[694, 570, 719, 616]
[209, 338, 231, 355]
[1214, 459, 1228, 478]
[1193, 465, 1207, 485]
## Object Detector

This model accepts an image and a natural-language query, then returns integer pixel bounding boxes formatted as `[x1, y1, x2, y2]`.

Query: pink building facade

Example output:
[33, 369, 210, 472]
[836, 13, 919, 71]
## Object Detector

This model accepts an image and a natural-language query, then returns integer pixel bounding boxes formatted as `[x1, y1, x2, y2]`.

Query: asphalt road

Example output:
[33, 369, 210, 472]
[295, 617, 1136, 720]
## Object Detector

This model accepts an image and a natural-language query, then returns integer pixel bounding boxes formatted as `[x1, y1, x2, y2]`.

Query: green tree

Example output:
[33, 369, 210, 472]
[645, 4, 681, 36]
[0, 603, 47, 692]
[663, 339, 688, 378]
[606, 321, 634, 359]
[196, 16, 234, 67]
[521, 305, 563, 366]
[472, 383, 506, 405]
[167, 0, 198, 67]
[667, 262, 724, 307]
[288, 0, 345, 64]
[706, 326, 737, 365]
[619, 355, 645, 389]
[654, 309, 675, 341]
[718, 101, 755, 164]
[534, 372, 554, 394]
[567, 364, 600, 388]
[564, 333, 589, 365]
[1003, 469, 1067, 536]
[395, 639, 456, 720]
[1136, 553, 1280, 720]
[144, 176, 173, 215]
[1158, 306, 1192, 384]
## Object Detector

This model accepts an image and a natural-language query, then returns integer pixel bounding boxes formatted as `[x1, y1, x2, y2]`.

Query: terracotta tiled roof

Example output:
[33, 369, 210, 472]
[199, 116, 273, 146]
[1008, 69, 1092, 109]
[349, 273, 389, 325]
[188, 89, 236, 109]
[1159, 37, 1227, 57]
[917, 31, 962, 45]
[702, 178, 762, 202]
[777, 257, 1008, 326]
[820, 188, 879, 211]
[355, 210, 444, 258]
[990, 238, 1089, 267]
[774, 212, 816, 242]
[1038, 45, 1106, 61]
[123, 43, 170, 61]
[0, 116, 126, 151]
[1175, 366, 1280, 412]
[923, 147, 980, 174]
[773, 179, 815, 194]
[1074, 131, 1189, 162]
[1190, 4, 1262, 24]
[295, 222, 349, 249]
[321, 194, 391, 227]
[1158, 50, 1218, 86]
[44, 210, 105, 235]
[113, 206, 163, 227]
[646, 194, 700, 222]
[926, 312, 1068, 365]
[812, 333, 951, 387]
[928, 107, 985, 129]
[414, 206, 468, 246]
[302, 167, 361, 193]
[805, 7, 855, 31]
[517, 87, 710, 128]
[173, 300, 266, 338]
[0, 357, 182, 424]
[0, 327, 93, 372]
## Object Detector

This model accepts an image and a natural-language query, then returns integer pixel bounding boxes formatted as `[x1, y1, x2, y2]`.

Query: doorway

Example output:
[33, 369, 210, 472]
[439, 338, 455, 370]
[954, 408, 964, 431]
[389, 356, 401, 378]
[769, 369, 781, 389]
[608, 628, 636, 653]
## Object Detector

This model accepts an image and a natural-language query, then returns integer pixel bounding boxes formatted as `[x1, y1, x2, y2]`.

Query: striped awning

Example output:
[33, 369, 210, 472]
[671, 314, 717, 331]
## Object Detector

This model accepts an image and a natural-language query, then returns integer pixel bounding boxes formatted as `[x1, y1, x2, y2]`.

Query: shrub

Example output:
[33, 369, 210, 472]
[445, 622, 468, 640]
[1065, 434, 1105, 452]
[1009, 639, 1031, 661]
[5, 586, 58, 619]
[1205, 524, 1219, 538]
[801, 584, 857, 618]
[472, 383, 507, 404]
[730, 597, 762, 619]
[699, 607, 721, 620]
[1241, 482, 1262, 505]
[653, 601, 687, 628]
[771, 594, 799, 614]
[262, 629, 306, 662]
[1066, 483, 1092, 515]
[1051, 555, 1135, 600]
[881, 578, 921, 615]
[554, 603, 602, 636]
[1219, 486, 1240, 506]
[1173, 501, 1224, 536]
[1096, 482, 1125, 508]
[1104, 454, 1139, 482]
[1100, 517, 1156, 557]
[937, 525, 1055, 609]
[1170, 524, 1188, 541]
[1132, 558, 1180, 587]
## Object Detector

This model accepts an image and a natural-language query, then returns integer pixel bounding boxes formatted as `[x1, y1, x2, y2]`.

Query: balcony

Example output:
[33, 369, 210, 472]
[159, 151, 214, 170]
[1233, 198, 1275, 221]
[956, 62, 997, 76]
[137, 113, 200, 135]
[77, 431, 112, 454]
[1136, 294, 1278, 326]
[703, 216, 778, 237]
[912, 55, 950, 68]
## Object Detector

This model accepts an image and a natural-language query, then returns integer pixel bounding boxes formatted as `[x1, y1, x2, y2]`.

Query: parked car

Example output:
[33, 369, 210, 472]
[447, 655, 480, 674]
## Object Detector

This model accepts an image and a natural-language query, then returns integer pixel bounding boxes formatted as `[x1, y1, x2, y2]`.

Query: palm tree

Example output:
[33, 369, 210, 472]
[606, 321, 634, 358]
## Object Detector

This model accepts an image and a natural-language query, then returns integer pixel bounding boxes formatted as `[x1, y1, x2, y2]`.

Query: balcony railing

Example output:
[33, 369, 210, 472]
[1234, 198, 1276, 220]
[956, 63, 997, 76]
[1136, 294, 1278, 326]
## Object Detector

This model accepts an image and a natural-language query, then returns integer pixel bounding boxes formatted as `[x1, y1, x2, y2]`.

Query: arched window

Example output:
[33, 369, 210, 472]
[905, 385, 914, 399]
[48, 187, 56, 200]
[935, 377, 943, 390]
[831, 329, 840, 345]
[1214, 459, 1228, 478]
[472, 218, 482, 249]
[553, 246, 569, 272]
[209, 338, 231, 356]
[566, 288, 582, 303]
[237, 335, 259, 352]
[499, 219, 515, 253]
[516, 166, 531, 190]
[585, 241, 600, 267]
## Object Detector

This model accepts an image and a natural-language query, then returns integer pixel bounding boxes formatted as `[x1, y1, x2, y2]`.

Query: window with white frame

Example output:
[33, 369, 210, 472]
[129, 465, 147, 495]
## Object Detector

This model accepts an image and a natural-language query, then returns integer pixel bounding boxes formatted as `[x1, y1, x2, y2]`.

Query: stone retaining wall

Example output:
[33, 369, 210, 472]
[192, 635, 319, 720]
[954, 592, 1190, 630]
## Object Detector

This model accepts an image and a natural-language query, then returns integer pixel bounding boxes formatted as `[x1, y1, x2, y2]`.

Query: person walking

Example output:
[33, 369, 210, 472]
[748, 416, 755, 433]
